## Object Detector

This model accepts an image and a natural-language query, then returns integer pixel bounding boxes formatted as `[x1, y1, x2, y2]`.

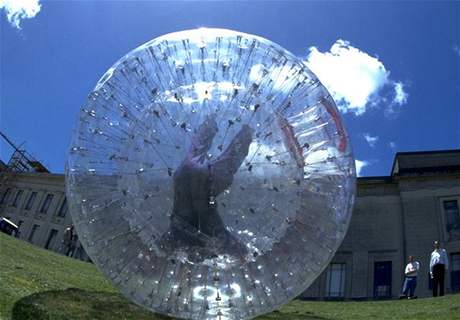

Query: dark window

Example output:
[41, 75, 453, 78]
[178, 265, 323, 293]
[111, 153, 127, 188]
[28, 224, 40, 242]
[25, 192, 37, 210]
[444, 200, 460, 240]
[57, 198, 68, 217]
[325, 263, 346, 298]
[12, 190, 23, 208]
[40, 194, 54, 214]
[45, 229, 59, 249]
[374, 261, 392, 299]
[0, 188, 11, 204]
[451, 253, 460, 292]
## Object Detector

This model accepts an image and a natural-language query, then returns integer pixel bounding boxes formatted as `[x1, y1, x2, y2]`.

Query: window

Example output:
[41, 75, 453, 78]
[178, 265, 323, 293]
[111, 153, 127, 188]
[12, 190, 23, 208]
[443, 199, 460, 240]
[451, 253, 460, 292]
[45, 229, 59, 249]
[57, 198, 68, 217]
[40, 194, 54, 214]
[25, 192, 37, 210]
[0, 188, 11, 205]
[374, 261, 392, 299]
[325, 263, 346, 298]
[28, 224, 40, 242]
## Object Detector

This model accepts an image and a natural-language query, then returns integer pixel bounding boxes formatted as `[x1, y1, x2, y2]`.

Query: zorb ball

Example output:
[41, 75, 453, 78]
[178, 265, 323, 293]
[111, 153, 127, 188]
[66, 28, 356, 319]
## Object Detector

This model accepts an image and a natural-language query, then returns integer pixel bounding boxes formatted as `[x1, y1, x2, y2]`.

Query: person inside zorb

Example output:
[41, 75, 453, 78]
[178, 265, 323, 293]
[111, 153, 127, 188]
[162, 115, 252, 260]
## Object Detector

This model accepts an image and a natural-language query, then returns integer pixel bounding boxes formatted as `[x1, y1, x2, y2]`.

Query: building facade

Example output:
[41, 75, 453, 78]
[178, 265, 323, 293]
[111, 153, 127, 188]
[1, 150, 460, 299]
[302, 150, 460, 299]
[0, 171, 88, 259]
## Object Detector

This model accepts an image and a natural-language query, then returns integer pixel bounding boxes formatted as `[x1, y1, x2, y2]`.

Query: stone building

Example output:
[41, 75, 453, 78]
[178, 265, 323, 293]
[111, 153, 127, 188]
[302, 149, 460, 299]
[1, 149, 459, 299]
[0, 171, 85, 258]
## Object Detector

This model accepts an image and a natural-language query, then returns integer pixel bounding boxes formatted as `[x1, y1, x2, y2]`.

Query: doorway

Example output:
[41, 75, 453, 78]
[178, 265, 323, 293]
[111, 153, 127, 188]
[374, 261, 392, 299]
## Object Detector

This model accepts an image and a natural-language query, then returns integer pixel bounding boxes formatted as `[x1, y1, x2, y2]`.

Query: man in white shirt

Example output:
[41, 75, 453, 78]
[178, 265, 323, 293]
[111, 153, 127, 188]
[399, 255, 420, 299]
[429, 240, 449, 297]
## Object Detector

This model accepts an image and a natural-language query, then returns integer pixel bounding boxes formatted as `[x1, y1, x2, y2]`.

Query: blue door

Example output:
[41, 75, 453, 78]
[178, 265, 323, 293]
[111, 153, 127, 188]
[451, 253, 460, 292]
[374, 261, 392, 299]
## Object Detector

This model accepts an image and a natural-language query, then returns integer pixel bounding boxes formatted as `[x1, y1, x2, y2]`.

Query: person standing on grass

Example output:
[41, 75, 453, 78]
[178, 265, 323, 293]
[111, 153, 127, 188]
[430, 240, 449, 297]
[63, 224, 76, 257]
[399, 255, 420, 299]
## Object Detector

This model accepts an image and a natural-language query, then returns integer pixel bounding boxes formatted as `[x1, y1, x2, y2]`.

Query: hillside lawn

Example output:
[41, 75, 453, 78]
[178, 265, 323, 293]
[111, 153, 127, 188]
[1, 232, 459, 320]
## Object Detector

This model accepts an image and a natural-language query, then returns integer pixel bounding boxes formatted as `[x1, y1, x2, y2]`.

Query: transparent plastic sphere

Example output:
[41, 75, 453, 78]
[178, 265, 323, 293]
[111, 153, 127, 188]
[66, 28, 356, 319]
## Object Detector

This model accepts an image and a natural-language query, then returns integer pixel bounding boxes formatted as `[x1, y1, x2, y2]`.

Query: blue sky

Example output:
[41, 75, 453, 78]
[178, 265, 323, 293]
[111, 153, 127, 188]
[1, 1, 459, 176]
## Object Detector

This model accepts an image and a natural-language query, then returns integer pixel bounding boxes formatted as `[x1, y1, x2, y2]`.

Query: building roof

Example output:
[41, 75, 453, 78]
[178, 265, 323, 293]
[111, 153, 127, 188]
[390, 149, 460, 176]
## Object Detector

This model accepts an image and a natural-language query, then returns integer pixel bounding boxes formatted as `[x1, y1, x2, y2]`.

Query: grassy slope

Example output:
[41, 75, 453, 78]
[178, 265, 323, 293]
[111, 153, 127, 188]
[0, 232, 117, 318]
[1, 233, 459, 320]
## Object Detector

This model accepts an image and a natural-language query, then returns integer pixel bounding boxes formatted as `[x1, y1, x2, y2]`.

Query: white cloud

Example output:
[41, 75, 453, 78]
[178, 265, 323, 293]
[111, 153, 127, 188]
[454, 45, 460, 57]
[389, 142, 396, 149]
[355, 159, 369, 177]
[0, 0, 41, 29]
[393, 82, 408, 105]
[363, 133, 379, 147]
[305, 39, 408, 116]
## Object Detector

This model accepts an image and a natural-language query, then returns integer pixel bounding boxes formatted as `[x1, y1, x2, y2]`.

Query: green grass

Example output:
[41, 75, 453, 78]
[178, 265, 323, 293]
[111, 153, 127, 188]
[1, 232, 459, 320]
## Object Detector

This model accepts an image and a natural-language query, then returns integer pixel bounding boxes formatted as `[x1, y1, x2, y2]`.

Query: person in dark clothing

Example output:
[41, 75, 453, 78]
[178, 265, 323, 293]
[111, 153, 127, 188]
[429, 240, 449, 297]
[160, 116, 252, 262]
[63, 224, 76, 257]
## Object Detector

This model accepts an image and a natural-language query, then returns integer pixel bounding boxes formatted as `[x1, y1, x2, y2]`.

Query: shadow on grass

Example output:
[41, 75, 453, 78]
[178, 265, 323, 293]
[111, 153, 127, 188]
[11, 288, 172, 320]
[12, 288, 332, 320]
[257, 309, 332, 320]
